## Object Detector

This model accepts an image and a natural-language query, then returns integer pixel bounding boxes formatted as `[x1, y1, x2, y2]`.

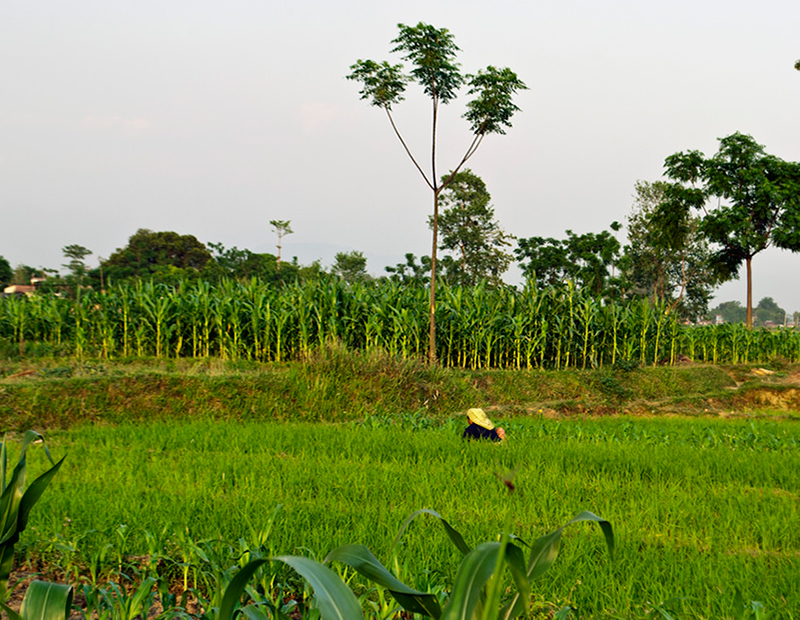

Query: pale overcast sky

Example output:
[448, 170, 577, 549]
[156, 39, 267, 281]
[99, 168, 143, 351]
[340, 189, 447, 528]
[2, 0, 799, 311]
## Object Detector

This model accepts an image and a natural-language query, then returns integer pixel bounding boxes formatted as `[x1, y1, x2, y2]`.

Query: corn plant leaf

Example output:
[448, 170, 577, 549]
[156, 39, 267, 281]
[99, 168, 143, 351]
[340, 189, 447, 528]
[0, 434, 62, 603]
[218, 558, 269, 620]
[325, 544, 441, 619]
[498, 543, 530, 620]
[272, 555, 363, 620]
[240, 605, 272, 620]
[0, 600, 22, 620]
[127, 576, 157, 617]
[1, 432, 56, 544]
[565, 511, 614, 558]
[441, 542, 500, 620]
[526, 529, 562, 581]
[18, 580, 73, 620]
[15, 457, 66, 543]
[0, 435, 7, 494]
[528, 511, 614, 582]
[553, 606, 573, 620]
[391, 509, 471, 556]
[0, 545, 14, 603]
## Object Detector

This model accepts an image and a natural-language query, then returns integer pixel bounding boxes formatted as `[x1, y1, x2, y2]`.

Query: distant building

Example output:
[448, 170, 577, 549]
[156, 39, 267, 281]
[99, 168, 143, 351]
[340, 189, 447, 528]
[3, 284, 35, 297]
[3, 277, 46, 298]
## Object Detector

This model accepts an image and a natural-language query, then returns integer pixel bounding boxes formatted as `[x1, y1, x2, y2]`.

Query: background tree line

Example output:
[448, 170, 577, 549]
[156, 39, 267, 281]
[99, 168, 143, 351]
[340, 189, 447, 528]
[3, 132, 800, 328]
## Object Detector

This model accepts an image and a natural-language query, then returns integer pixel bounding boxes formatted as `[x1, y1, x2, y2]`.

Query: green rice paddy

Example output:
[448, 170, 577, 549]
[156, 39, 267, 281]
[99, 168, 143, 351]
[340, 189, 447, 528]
[14, 415, 800, 619]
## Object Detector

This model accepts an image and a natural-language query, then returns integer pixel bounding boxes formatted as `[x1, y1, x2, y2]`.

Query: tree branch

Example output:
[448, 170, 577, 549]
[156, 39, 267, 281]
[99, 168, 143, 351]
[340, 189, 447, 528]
[383, 106, 434, 190]
[440, 133, 484, 191]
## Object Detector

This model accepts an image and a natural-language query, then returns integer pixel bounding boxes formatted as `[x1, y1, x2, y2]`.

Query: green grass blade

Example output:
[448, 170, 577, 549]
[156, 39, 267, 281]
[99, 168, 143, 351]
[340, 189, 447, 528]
[325, 544, 441, 619]
[272, 555, 363, 620]
[391, 509, 471, 556]
[18, 580, 74, 620]
[440, 542, 500, 620]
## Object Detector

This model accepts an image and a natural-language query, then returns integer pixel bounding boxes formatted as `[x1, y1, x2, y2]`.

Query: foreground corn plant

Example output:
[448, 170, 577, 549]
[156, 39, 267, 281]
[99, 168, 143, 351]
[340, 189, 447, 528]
[0, 431, 69, 620]
[214, 509, 614, 620]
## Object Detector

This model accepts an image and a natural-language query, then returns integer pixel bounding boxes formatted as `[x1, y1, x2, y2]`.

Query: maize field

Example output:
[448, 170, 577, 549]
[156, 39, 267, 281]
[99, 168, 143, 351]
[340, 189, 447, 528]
[2, 278, 799, 368]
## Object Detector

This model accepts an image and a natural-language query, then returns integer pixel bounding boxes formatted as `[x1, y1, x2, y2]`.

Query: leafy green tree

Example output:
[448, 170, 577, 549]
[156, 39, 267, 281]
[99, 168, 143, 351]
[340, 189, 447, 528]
[348, 22, 527, 363]
[0, 256, 11, 287]
[385, 253, 430, 285]
[754, 297, 786, 327]
[103, 229, 212, 283]
[621, 180, 719, 318]
[795, 59, 800, 70]
[665, 133, 800, 328]
[708, 300, 746, 324]
[270, 220, 294, 272]
[430, 169, 513, 286]
[332, 251, 369, 284]
[516, 224, 622, 296]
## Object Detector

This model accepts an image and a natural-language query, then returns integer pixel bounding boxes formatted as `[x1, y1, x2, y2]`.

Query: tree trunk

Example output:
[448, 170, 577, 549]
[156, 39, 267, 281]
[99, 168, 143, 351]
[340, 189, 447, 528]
[746, 256, 753, 329]
[428, 190, 439, 364]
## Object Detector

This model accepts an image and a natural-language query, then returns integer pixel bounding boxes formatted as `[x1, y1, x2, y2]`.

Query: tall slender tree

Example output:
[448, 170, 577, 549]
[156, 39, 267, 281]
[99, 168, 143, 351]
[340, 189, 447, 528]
[62, 244, 92, 298]
[270, 220, 293, 272]
[348, 23, 526, 363]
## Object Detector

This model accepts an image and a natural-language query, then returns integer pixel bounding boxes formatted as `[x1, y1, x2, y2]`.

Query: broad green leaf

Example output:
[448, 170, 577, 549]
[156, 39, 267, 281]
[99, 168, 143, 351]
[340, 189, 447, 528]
[325, 544, 441, 619]
[272, 555, 363, 620]
[18, 581, 73, 620]
[441, 542, 500, 620]
[391, 509, 470, 556]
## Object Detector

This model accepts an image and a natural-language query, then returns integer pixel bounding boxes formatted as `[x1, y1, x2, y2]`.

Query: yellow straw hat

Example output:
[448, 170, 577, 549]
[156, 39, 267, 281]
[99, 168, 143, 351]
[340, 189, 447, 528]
[466, 408, 494, 430]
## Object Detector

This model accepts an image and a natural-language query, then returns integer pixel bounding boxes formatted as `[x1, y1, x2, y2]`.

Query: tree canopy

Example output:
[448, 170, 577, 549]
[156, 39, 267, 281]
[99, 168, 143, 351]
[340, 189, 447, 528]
[431, 169, 513, 286]
[620, 180, 718, 318]
[665, 132, 800, 328]
[0, 256, 11, 288]
[103, 229, 212, 283]
[516, 224, 622, 296]
[332, 251, 369, 284]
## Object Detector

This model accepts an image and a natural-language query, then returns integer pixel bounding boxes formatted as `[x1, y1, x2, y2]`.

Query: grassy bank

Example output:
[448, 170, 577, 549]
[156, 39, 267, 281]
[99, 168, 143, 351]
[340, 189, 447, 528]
[4, 348, 800, 433]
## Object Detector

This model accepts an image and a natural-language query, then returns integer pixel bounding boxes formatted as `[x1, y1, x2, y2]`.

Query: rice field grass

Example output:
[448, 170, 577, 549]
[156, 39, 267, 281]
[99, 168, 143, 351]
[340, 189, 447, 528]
[11, 415, 800, 619]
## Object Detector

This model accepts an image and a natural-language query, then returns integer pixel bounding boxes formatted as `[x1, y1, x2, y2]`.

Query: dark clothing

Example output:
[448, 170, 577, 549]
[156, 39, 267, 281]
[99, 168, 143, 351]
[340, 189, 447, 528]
[462, 424, 501, 442]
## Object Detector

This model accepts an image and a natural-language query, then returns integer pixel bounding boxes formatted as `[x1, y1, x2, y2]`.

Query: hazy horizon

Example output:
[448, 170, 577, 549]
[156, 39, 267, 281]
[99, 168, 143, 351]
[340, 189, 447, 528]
[3, 0, 799, 311]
